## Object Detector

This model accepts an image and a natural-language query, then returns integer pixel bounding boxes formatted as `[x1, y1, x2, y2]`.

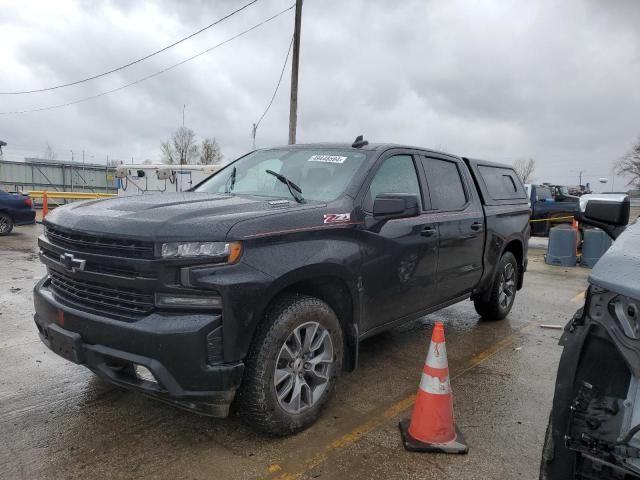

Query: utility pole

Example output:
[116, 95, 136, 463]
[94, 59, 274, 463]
[82, 150, 85, 191]
[70, 150, 75, 191]
[182, 103, 186, 167]
[252, 123, 257, 150]
[288, 0, 303, 145]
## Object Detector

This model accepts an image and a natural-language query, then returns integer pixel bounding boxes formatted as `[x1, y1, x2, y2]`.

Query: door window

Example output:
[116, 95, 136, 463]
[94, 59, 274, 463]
[364, 155, 422, 212]
[536, 186, 552, 202]
[422, 158, 467, 210]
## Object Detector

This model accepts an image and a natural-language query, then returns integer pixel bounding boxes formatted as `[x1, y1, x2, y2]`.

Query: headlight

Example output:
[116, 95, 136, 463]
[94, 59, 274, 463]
[161, 241, 242, 263]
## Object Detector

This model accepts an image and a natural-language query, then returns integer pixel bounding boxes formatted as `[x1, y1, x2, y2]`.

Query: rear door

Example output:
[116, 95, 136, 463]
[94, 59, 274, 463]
[359, 151, 440, 333]
[419, 155, 485, 303]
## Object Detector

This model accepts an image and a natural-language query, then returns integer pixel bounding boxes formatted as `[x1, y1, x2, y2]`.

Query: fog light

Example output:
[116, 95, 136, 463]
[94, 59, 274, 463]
[155, 293, 221, 308]
[134, 364, 157, 383]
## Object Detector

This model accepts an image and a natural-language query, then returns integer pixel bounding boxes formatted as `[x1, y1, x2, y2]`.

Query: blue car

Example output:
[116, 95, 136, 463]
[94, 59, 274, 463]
[0, 189, 36, 235]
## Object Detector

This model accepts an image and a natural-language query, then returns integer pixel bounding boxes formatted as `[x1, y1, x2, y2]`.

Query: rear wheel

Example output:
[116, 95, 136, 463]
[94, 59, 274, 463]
[0, 213, 14, 236]
[474, 252, 518, 320]
[236, 294, 343, 435]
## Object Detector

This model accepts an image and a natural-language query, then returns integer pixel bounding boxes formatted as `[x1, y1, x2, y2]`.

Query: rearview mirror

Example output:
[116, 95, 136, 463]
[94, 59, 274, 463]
[373, 194, 419, 219]
[578, 194, 630, 239]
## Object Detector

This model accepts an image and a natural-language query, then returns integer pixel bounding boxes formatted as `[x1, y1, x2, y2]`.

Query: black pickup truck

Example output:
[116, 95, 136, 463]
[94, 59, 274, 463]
[33, 139, 529, 434]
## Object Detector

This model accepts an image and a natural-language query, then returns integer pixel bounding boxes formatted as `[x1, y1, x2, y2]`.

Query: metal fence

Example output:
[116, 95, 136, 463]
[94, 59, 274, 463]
[0, 158, 117, 194]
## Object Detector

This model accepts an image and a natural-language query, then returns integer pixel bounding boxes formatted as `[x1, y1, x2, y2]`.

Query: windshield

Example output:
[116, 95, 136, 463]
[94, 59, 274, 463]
[194, 148, 368, 202]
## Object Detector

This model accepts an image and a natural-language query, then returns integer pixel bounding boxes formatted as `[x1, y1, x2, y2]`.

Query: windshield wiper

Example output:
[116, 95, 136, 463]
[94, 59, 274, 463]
[224, 166, 237, 193]
[265, 169, 305, 203]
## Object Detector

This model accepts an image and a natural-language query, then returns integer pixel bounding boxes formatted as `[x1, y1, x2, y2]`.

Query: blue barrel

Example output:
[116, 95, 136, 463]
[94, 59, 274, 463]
[580, 228, 612, 268]
[545, 225, 578, 267]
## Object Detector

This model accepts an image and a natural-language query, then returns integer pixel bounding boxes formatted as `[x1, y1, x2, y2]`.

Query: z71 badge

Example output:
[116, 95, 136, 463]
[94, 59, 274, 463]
[323, 213, 351, 224]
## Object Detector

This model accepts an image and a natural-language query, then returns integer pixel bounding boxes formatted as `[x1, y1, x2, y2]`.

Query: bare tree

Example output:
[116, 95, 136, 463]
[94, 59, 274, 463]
[616, 136, 640, 188]
[199, 137, 223, 165]
[43, 142, 57, 161]
[513, 158, 536, 183]
[161, 127, 199, 165]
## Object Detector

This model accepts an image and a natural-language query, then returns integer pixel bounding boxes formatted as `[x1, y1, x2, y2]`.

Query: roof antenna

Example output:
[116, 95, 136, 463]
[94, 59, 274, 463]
[352, 135, 368, 148]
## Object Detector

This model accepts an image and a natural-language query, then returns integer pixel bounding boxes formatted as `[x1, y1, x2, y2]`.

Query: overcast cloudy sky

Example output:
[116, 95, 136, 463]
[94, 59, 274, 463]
[1, 0, 639, 190]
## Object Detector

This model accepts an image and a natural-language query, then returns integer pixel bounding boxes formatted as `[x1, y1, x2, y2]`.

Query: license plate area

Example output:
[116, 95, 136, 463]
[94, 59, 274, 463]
[48, 324, 84, 364]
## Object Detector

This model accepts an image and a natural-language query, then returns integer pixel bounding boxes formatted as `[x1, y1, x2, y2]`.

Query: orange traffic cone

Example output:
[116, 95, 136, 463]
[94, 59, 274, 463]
[571, 217, 581, 256]
[399, 322, 468, 454]
[42, 191, 49, 219]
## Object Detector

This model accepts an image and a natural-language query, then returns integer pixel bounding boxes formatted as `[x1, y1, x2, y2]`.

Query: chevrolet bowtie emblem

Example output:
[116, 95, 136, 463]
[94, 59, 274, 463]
[60, 253, 86, 273]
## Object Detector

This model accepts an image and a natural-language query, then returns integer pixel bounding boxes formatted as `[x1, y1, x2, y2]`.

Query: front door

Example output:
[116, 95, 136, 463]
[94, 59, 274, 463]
[359, 153, 439, 333]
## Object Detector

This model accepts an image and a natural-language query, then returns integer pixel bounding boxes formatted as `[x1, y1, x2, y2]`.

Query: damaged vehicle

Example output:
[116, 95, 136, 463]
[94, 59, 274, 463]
[540, 194, 640, 479]
[33, 138, 529, 435]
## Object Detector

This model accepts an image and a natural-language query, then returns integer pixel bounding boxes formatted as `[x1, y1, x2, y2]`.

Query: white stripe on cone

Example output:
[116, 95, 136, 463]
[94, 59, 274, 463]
[425, 341, 448, 369]
[419, 373, 451, 395]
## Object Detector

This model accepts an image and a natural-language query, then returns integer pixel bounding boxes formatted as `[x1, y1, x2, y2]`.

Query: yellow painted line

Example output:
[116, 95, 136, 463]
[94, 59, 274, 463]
[571, 291, 586, 303]
[528, 215, 574, 223]
[270, 321, 536, 480]
[27, 190, 116, 199]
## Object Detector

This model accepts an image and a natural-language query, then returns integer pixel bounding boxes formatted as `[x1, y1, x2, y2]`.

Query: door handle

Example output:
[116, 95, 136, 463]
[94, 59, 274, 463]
[421, 226, 437, 237]
[470, 222, 483, 231]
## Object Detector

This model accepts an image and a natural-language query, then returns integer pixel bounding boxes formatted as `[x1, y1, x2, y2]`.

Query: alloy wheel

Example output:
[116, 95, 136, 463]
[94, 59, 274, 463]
[499, 262, 516, 309]
[273, 321, 334, 414]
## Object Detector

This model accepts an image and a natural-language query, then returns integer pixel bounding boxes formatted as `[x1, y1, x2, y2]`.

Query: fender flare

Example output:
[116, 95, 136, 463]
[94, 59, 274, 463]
[475, 235, 525, 301]
[252, 262, 362, 370]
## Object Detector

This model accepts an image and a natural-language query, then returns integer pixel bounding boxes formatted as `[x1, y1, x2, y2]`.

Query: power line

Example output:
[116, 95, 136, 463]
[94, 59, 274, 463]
[255, 35, 294, 131]
[0, 5, 295, 115]
[0, 0, 261, 95]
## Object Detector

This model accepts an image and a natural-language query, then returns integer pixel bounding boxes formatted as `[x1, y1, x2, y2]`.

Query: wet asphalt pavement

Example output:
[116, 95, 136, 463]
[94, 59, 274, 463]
[1, 223, 591, 480]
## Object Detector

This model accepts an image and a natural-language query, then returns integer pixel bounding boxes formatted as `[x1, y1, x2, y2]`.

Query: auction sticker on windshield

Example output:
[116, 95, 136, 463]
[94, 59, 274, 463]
[309, 155, 347, 164]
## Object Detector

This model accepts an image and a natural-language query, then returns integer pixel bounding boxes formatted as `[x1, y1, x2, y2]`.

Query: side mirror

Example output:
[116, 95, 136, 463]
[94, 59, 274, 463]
[373, 193, 419, 219]
[579, 194, 630, 239]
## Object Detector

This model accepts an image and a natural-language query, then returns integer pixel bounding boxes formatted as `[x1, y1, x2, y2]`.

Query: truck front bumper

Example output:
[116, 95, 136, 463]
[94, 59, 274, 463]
[33, 277, 244, 417]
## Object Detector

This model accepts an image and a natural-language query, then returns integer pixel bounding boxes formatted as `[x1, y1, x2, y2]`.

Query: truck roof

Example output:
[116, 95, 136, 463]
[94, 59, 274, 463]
[266, 142, 459, 159]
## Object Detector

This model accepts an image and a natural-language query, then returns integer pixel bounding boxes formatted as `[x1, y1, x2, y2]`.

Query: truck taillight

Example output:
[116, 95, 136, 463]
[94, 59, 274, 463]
[24, 197, 33, 207]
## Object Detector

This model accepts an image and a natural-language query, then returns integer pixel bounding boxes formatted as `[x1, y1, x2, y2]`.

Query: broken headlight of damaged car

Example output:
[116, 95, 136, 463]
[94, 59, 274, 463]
[161, 241, 242, 263]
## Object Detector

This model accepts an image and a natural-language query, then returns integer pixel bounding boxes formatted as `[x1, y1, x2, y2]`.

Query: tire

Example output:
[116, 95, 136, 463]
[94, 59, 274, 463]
[474, 251, 518, 320]
[236, 294, 343, 435]
[0, 213, 14, 236]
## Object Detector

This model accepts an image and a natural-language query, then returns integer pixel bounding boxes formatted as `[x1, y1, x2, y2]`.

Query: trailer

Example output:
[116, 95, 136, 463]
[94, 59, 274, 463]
[115, 164, 221, 196]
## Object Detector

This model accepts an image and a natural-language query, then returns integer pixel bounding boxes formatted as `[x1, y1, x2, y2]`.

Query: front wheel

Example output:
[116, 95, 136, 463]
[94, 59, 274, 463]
[236, 294, 343, 435]
[0, 213, 14, 236]
[474, 251, 518, 320]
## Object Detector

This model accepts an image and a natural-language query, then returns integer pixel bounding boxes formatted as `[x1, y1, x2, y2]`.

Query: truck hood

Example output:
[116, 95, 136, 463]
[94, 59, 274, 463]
[590, 220, 640, 300]
[44, 192, 318, 241]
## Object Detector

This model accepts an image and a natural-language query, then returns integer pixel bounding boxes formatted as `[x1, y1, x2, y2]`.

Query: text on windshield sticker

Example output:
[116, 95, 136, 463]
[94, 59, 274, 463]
[308, 155, 347, 164]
